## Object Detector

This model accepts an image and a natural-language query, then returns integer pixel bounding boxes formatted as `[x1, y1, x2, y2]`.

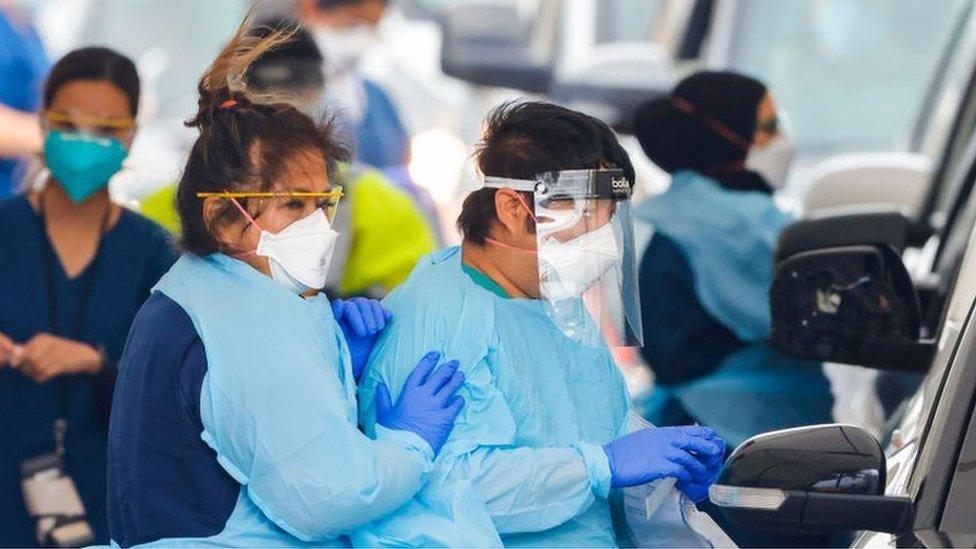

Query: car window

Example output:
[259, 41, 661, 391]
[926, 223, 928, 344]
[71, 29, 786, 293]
[595, 0, 662, 44]
[940, 393, 976, 534]
[728, 0, 965, 156]
[916, 1, 976, 168]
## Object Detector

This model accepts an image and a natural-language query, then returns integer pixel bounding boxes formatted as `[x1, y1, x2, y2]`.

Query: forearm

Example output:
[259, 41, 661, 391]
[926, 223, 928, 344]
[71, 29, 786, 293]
[247, 425, 434, 542]
[439, 442, 611, 534]
[0, 105, 42, 157]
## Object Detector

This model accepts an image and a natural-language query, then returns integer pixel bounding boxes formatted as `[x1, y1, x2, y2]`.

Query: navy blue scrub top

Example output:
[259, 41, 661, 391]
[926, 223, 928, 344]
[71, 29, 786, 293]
[0, 195, 176, 546]
[638, 232, 747, 386]
[107, 292, 240, 547]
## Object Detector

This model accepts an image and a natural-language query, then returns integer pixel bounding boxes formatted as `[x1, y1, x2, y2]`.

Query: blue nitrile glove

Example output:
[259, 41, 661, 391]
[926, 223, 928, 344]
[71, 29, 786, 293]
[602, 426, 724, 489]
[332, 298, 393, 381]
[676, 433, 727, 502]
[375, 351, 466, 455]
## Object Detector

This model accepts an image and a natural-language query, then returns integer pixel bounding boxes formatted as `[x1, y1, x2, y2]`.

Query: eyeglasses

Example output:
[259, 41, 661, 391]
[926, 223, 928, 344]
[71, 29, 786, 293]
[43, 111, 137, 139]
[197, 189, 345, 222]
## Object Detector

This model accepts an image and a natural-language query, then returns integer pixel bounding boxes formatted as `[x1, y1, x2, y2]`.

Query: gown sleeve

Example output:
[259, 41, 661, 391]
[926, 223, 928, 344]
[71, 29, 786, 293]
[360, 346, 612, 536]
[197, 325, 435, 542]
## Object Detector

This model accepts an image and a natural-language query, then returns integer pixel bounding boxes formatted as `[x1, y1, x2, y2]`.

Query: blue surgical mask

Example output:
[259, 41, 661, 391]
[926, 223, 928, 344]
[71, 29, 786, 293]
[43, 130, 128, 203]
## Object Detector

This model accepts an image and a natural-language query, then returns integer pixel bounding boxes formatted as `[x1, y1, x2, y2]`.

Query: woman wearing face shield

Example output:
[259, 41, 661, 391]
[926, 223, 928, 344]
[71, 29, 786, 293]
[106, 18, 465, 547]
[0, 48, 177, 545]
[632, 72, 834, 452]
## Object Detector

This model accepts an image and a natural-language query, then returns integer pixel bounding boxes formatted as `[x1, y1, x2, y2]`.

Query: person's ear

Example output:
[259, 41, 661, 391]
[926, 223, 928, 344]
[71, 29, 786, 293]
[202, 197, 242, 249]
[493, 188, 534, 238]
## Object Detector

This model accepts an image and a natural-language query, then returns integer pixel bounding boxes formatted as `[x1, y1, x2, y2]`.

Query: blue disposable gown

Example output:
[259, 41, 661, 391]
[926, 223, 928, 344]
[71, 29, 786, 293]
[358, 247, 629, 547]
[137, 253, 435, 546]
[635, 171, 833, 446]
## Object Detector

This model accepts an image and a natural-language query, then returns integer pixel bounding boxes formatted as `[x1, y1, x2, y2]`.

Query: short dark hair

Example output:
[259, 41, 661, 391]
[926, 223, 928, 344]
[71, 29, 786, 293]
[458, 101, 635, 244]
[44, 47, 140, 117]
[177, 16, 350, 256]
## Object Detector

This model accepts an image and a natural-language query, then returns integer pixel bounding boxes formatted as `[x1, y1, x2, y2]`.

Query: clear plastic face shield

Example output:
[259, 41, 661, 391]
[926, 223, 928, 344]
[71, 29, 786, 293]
[483, 169, 643, 348]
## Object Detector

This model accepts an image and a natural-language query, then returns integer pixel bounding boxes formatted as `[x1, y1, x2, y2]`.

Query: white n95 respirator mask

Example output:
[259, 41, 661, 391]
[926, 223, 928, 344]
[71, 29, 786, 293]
[256, 209, 339, 294]
[538, 222, 621, 302]
[746, 132, 795, 190]
[230, 197, 340, 294]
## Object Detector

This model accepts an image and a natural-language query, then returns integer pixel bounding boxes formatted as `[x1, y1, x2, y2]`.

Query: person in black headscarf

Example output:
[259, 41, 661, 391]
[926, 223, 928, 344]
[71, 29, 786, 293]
[631, 70, 831, 444]
[631, 70, 835, 547]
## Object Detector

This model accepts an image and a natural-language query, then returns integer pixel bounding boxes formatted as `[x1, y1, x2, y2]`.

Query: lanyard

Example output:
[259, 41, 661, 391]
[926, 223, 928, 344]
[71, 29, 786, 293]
[35, 193, 110, 451]
[37, 196, 110, 339]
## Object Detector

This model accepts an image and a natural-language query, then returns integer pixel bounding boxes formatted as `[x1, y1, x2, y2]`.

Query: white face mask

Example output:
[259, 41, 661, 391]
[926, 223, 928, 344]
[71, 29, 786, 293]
[251, 209, 339, 294]
[746, 133, 795, 190]
[312, 24, 376, 77]
[538, 222, 621, 302]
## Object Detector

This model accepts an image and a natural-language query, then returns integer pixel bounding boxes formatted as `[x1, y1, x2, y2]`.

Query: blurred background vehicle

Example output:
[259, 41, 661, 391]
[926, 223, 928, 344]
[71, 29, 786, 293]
[9, 0, 972, 404]
[17, 0, 966, 231]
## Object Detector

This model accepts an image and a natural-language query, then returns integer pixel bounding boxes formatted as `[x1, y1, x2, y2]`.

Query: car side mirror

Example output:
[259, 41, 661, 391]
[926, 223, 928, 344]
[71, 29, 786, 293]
[776, 208, 934, 262]
[710, 425, 914, 534]
[439, 3, 553, 93]
[770, 243, 935, 372]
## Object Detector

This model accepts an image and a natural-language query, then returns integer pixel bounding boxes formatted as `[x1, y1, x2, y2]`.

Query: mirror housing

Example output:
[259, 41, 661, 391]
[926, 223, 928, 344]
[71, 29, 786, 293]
[711, 425, 914, 534]
[770, 243, 934, 371]
[801, 152, 932, 219]
[439, 4, 553, 93]
[776, 208, 933, 262]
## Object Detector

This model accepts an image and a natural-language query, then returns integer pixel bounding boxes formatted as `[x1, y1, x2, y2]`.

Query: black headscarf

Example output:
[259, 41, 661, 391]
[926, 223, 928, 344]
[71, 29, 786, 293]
[634, 71, 772, 194]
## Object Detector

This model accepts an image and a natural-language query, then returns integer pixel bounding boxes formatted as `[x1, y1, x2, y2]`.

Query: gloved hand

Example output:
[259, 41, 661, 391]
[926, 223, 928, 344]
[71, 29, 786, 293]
[602, 425, 725, 489]
[675, 433, 727, 502]
[331, 298, 392, 381]
[375, 351, 466, 455]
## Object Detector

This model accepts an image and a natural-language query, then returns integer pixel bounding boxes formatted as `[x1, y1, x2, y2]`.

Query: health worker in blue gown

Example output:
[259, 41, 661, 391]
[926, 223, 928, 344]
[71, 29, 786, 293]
[0, 47, 176, 546]
[357, 101, 727, 547]
[631, 71, 835, 450]
[106, 23, 465, 548]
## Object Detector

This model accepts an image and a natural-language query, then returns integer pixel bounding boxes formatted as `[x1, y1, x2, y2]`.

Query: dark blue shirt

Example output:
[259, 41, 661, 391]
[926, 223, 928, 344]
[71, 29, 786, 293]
[638, 232, 746, 386]
[108, 292, 239, 547]
[0, 196, 175, 546]
[0, 9, 49, 197]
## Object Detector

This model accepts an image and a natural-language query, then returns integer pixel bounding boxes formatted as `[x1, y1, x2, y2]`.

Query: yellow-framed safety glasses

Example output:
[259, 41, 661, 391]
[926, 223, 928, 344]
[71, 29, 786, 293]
[43, 110, 137, 140]
[197, 188, 345, 223]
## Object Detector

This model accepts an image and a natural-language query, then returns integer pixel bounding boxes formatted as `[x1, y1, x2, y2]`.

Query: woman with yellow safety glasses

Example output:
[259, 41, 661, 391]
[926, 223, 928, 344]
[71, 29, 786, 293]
[106, 16, 466, 547]
[0, 48, 176, 546]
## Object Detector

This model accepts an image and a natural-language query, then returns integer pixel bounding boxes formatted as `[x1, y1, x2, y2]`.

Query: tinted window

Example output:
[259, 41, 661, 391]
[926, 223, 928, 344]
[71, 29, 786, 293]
[729, 0, 965, 155]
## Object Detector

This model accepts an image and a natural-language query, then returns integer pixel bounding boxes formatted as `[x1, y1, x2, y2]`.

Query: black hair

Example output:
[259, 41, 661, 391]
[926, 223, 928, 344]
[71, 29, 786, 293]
[458, 101, 635, 245]
[43, 47, 140, 117]
[246, 18, 325, 94]
[177, 12, 349, 256]
[633, 70, 771, 193]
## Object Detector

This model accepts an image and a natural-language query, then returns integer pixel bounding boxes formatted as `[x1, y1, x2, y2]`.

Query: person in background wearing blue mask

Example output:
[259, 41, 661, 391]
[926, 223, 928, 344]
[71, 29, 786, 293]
[631, 73, 834, 546]
[0, 0, 49, 197]
[107, 19, 465, 547]
[0, 47, 177, 545]
[357, 101, 726, 547]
